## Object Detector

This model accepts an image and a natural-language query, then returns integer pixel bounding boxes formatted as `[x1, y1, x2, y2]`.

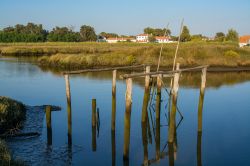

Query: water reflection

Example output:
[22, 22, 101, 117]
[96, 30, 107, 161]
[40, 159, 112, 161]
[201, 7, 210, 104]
[45, 106, 52, 146]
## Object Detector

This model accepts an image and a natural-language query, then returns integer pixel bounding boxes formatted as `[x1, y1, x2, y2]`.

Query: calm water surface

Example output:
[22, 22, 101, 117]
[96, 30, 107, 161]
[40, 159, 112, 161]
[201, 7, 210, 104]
[0, 57, 250, 166]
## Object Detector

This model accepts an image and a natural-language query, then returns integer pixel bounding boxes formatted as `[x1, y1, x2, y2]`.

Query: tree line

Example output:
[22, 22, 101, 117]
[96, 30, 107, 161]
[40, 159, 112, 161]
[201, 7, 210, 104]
[0, 22, 239, 43]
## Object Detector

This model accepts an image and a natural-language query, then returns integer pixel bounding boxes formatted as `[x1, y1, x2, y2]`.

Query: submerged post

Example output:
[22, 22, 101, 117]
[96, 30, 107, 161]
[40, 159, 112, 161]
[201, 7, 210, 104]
[141, 120, 148, 165]
[64, 74, 72, 145]
[123, 78, 132, 161]
[198, 67, 207, 132]
[111, 70, 117, 131]
[168, 67, 180, 143]
[46, 106, 52, 145]
[141, 66, 151, 123]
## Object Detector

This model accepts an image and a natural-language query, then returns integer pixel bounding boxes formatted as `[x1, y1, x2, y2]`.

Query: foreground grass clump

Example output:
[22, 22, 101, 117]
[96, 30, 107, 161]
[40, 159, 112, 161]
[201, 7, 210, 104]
[0, 140, 24, 166]
[0, 97, 26, 134]
[1, 42, 250, 69]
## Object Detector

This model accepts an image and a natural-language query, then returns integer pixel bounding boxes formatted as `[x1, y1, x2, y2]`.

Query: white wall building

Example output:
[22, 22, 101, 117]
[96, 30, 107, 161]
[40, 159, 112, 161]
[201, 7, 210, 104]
[106, 37, 136, 43]
[239, 36, 250, 47]
[155, 36, 172, 43]
[136, 34, 149, 43]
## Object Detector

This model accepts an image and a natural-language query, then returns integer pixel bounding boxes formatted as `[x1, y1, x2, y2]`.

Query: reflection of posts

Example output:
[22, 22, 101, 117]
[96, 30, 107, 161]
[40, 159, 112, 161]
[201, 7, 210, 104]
[168, 67, 180, 143]
[46, 106, 52, 145]
[92, 99, 97, 151]
[111, 130, 116, 166]
[141, 121, 148, 165]
[156, 74, 162, 161]
[64, 74, 72, 146]
[123, 78, 132, 161]
[168, 143, 175, 166]
[197, 132, 202, 166]
[112, 70, 117, 131]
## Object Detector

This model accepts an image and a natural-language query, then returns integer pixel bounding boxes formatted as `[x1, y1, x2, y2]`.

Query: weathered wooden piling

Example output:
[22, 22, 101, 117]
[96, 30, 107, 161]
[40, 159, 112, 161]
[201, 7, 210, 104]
[145, 66, 150, 90]
[92, 99, 97, 127]
[198, 67, 207, 132]
[111, 70, 117, 131]
[64, 74, 71, 104]
[168, 68, 180, 143]
[123, 78, 132, 161]
[155, 74, 162, 161]
[112, 70, 117, 96]
[46, 106, 52, 145]
[64, 74, 72, 145]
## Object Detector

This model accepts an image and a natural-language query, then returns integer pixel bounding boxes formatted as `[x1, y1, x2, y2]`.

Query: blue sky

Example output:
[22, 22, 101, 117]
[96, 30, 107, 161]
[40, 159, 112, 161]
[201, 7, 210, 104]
[0, 0, 249, 36]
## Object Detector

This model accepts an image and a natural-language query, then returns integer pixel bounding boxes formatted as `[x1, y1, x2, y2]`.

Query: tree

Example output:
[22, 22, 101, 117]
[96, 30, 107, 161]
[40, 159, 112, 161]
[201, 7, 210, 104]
[226, 29, 239, 42]
[99, 32, 118, 38]
[143, 27, 171, 36]
[148, 35, 156, 42]
[191, 34, 203, 41]
[215, 32, 225, 42]
[80, 25, 97, 41]
[180, 26, 191, 42]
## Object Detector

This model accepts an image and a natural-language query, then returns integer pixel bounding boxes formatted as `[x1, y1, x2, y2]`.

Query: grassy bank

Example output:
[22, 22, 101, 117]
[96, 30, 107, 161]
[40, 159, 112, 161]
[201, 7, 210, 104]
[1, 42, 250, 70]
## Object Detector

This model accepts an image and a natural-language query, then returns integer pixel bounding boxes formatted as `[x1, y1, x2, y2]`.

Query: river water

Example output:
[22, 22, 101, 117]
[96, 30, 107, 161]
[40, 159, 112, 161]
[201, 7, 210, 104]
[0, 57, 250, 166]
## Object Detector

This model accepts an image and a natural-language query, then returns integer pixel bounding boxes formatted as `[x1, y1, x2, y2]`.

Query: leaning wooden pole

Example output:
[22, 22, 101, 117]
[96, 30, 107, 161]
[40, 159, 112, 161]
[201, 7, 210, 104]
[168, 69, 180, 143]
[111, 70, 117, 131]
[155, 74, 162, 161]
[123, 78, 133, 161]
[198, 67, 207, 132]
[92, 99, 97, 151]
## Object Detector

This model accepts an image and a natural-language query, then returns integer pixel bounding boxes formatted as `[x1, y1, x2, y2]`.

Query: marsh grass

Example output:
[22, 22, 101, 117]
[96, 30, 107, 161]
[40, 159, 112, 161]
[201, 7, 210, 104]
[1, 42, 250, 69]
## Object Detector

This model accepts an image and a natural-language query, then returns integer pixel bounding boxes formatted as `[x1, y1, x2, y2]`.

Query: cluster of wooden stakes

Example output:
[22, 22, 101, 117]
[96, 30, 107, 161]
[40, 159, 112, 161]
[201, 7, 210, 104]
[44, 63, 208, 165]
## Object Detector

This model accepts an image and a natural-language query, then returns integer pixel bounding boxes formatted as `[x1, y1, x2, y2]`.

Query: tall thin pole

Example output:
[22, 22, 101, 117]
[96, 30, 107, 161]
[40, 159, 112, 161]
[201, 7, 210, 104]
[156, 23, 170, 72]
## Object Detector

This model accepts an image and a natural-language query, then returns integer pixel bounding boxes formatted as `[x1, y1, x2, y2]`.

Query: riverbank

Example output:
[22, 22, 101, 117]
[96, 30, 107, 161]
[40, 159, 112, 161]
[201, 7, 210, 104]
[1, 42, 250, 70]
[0, 96, 25, 165]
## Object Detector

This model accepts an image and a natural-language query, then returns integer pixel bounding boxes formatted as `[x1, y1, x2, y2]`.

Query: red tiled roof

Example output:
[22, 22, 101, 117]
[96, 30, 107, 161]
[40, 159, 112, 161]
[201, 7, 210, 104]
[107, 37, 135, 40]
[137, 34, 149, 36]
[239, 35, 250, 43]
[155, 36, 170, 40]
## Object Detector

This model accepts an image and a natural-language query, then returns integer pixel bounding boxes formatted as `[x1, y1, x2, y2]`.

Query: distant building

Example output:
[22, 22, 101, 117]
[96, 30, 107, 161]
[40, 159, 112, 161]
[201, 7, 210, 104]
[155, 36, 172, 43]
[136, 34, 149, 43]
[239, 35, 250, 47]
[106, 37, 136, 43]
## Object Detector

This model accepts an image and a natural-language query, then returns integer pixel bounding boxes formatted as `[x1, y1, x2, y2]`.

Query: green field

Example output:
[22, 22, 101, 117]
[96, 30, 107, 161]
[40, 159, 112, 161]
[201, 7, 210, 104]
[1, 42, 250, 70]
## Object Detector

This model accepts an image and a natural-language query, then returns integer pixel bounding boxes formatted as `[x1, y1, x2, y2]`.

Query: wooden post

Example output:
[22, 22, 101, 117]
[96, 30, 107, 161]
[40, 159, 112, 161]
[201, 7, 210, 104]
[198, 67, 207, 132]
[111, 70, 117, 131]
[168, 70, 180, 143]
[145, 66, 150, 91]
[46, 106, 52, 145]
[92, 126, 97, 151]
[123, 78, 132, 161]
[65, 74, 72, 146]
[92, 99, 97, 127]
[141, 88, 150, 123]
[168, 142, 175, 166]
[112, 70, 117, 96]
[64, 74, 71, 104]
[156, 74, 162, 161]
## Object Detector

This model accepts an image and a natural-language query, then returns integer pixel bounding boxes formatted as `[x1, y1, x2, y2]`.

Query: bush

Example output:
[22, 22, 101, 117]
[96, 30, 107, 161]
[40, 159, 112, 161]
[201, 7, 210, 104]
[224, 50, 240, 58]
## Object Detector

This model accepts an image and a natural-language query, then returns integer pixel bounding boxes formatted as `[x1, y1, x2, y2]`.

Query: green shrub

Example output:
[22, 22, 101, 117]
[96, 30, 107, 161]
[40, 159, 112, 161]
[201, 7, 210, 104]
[224, 50, 240, 58]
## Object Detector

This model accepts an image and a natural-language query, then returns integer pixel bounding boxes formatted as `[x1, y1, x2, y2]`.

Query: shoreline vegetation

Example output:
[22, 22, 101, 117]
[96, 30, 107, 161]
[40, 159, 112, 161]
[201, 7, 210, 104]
[0, 96, 26, 165]
[1, 42, 250, 70]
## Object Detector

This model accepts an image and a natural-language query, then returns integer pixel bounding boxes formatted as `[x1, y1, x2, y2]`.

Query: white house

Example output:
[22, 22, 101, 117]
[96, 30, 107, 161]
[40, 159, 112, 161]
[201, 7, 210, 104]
[155, 36, 172, 43]
[106, 37, 136, 43]
[239, 36, 250, 47]
[136, 34, 149, 43]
